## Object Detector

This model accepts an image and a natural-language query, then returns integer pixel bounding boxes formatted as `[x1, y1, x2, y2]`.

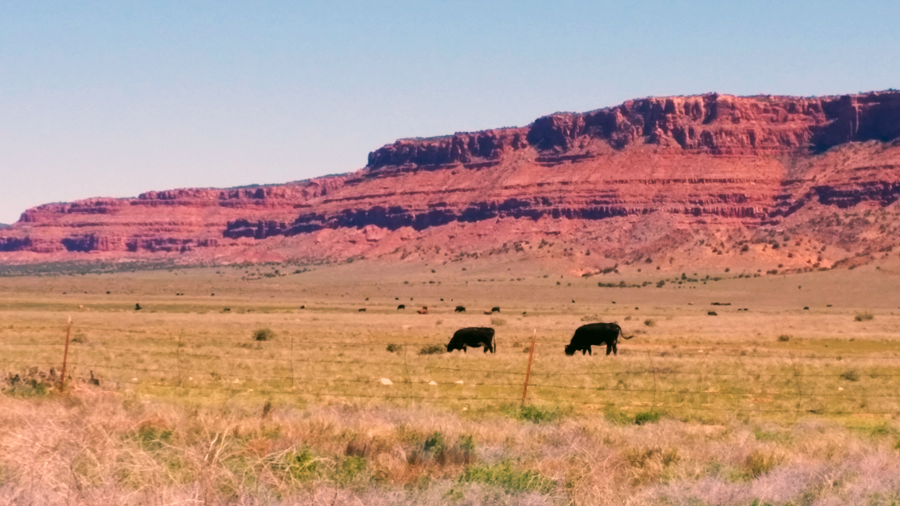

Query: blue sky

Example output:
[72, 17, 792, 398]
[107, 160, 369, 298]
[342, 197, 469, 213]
[1, 1, 898, 223]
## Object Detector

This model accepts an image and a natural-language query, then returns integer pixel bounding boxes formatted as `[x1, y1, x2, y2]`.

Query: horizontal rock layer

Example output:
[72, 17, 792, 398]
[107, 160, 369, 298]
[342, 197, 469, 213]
[3, 91, 900, 268]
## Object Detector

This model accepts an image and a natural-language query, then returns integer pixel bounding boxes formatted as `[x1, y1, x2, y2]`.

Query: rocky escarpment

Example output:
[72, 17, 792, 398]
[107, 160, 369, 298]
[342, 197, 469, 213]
[3, 91, 900, 270]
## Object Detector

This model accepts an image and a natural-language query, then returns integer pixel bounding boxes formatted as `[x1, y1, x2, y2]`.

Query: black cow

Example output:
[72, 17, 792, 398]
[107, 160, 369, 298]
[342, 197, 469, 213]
[397, 304, 405, 310]
[455, 306, 466, 313]
[446, 327, 495, 354]
[564, 323, 631, 356]
[491, 307, 500, 313]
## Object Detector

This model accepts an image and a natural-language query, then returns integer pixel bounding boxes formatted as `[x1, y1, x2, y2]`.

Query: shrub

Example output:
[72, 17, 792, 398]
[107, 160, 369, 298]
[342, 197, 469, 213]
[253, 328, 275, 341]
[419, 345, 444, 355]
[335, 455, 366, 483]
[634, 410, 663, 425]
[644, 319, 656, 327]
[280, 447, 317, 481]
[386, 344, 402, 353]
[777, 334, 791, 342]
[408, 432, 476, 466]
[855, 312, 874, 322]
[743, 450, 781, 478]
[840, 369, 860, 382]
[502, 405, 566, 423]
[490, 317, 506, 326]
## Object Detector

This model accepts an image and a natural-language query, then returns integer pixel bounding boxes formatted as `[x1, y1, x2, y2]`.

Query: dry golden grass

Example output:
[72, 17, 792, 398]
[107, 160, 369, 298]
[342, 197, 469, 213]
[1, 258, 900, 504]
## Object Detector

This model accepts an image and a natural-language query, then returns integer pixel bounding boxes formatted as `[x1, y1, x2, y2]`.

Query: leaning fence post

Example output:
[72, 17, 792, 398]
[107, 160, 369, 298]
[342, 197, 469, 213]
[647, 350, 658, 413]
[289, 334, 295, 390]
[59, 317, 72, 392]
[176, 329, 183, 387]
[521, 329, 537, 405]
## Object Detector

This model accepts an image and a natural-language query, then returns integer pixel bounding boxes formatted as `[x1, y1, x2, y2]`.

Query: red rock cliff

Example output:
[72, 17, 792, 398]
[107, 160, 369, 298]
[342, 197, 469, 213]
[3, 91, 900, 270]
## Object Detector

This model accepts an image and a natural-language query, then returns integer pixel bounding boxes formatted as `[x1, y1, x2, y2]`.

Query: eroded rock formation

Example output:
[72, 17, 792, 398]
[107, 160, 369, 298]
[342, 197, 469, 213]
[3, 91, 900, 271]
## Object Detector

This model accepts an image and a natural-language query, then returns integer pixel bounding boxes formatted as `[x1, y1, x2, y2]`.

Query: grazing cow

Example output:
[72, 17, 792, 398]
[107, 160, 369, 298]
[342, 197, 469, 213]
[359, 308, 366, 312]
[417, 307, 429, 314]
[397, 304, 406, 310]
[455, 306, 466, 313]
[483, 311, 492, 315]
[446, 327, 495, 353]
[708, 311, 718, 316]
[564, 323, 631, 356]
[491, 307, 500, 313]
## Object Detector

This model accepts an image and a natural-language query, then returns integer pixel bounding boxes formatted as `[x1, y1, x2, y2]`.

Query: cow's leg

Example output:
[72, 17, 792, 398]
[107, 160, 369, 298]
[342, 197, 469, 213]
[606, 343, 612, 356]
[587, 347, 592, 356]
[613, 342, 618, 355]
[463, 345, 467, 353]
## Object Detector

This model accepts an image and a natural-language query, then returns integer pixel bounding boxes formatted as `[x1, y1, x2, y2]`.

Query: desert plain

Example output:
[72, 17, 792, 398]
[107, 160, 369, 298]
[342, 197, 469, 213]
[2, 256, 900, 505]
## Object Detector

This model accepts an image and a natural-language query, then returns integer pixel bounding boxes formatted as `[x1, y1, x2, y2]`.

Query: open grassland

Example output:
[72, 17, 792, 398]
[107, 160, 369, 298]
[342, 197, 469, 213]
[2, 259, 900, 504]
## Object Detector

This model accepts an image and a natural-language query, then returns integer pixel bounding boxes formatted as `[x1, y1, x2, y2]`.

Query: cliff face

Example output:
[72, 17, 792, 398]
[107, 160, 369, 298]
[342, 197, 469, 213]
[3, 91, 900, 271]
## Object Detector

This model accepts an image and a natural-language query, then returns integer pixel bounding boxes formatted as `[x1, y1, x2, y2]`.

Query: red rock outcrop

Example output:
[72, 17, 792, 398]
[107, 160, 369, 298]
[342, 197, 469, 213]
[3, 91, 900, 271]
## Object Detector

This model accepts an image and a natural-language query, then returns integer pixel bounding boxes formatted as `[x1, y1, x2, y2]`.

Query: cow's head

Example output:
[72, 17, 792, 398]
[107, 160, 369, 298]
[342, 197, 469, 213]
[446, 343, 460, 352]
[564, 345, 576, 356]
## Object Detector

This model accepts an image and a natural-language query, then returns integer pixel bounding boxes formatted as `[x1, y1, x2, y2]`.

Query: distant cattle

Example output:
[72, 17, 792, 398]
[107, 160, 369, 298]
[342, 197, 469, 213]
[483, 311, 492, 315]
[397, 304, 406, 310]
[708, 311, 718, 316]
[564, 323, 631, 356]
[358, 308, 366, 312]
[135, 303, 142, 311]
[417, 307, 429, 315]
[447, 327, 495, 354]
[455, 306, 466, 313]
[491, 307, 500, 313]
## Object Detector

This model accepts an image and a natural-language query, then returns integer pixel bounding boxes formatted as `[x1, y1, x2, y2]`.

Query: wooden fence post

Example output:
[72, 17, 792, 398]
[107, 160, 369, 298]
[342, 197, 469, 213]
[521, 329, 537, 405]
[59, 317, 72, 392]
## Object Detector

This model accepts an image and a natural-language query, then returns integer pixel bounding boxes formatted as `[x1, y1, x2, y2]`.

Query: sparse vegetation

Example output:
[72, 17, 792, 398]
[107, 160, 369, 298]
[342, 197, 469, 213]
[419, 345, 444, 355]
[253, 327, 275, 341]
[2, 261, 900, 504]
[855, 311, 874, 321]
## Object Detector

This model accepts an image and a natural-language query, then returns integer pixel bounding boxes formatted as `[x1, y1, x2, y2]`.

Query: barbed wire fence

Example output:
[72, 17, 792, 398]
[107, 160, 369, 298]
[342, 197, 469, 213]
[2, 319, 900, 419]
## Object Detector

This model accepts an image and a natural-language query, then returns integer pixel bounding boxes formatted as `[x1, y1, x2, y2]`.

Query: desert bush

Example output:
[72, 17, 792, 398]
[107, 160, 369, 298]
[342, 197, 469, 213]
[386, 344, 402, 353]
[634, 410, 663, 425]
[490, 317, 506, 326]
[777, 334, 791, 342]
[855, 312, 874, 322]
[502, 405, 566, 423]
[419, 345, 444, 355]
[840, 369, 860, 382]
[644, 319, 656, 327]
[335, 455, 366, 484]
[742, 450, 781, 479]
[253, 328, 275, 341]
[278, 447, 318, 481]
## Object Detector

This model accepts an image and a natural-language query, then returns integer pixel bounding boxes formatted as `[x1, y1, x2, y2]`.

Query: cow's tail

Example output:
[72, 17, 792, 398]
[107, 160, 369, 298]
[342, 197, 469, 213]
[619, 325, 634, 340]
[492, 330, 497, 353]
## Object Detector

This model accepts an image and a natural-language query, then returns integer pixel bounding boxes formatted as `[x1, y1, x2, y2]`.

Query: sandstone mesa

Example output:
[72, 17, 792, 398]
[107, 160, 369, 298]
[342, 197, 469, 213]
[2, 91, 900, 272]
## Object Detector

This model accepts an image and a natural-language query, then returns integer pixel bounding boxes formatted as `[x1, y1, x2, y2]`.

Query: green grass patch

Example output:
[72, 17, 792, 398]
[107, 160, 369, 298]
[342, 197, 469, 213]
[502, 404, 567, 423]
[460, 462, 555, 494]
[634, 410, 663, 425]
